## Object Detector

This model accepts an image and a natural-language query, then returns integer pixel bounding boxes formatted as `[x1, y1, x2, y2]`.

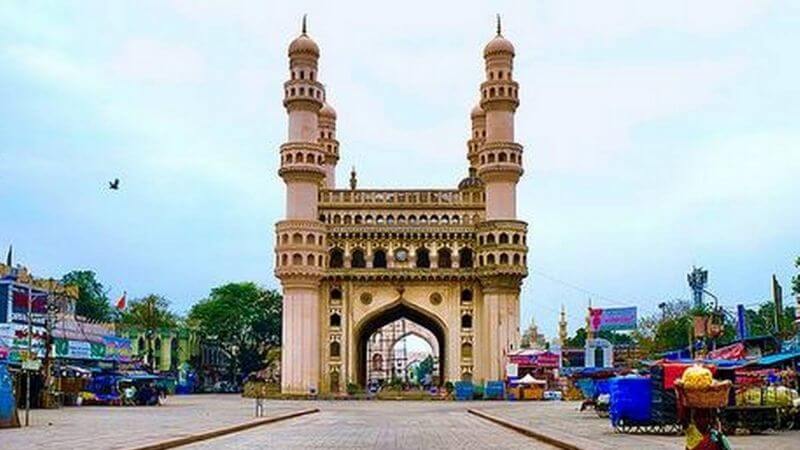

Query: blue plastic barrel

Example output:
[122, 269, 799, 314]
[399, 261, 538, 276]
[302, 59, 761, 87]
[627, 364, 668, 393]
[609, 376, 652, 425]
[0, 362, 16, 427]
[454, 381, 474, 401]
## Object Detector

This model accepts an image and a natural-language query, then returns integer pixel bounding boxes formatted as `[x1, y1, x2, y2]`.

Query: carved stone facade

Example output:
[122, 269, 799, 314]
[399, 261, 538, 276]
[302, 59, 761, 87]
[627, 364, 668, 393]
[274, 18, 529, 394]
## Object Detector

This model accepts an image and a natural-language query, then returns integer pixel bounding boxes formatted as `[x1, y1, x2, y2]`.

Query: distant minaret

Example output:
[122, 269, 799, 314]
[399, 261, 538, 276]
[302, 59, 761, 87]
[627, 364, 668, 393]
[558, 305, 568, 345]
[349, 166, 357, 190]
[318, 98, 339, 189]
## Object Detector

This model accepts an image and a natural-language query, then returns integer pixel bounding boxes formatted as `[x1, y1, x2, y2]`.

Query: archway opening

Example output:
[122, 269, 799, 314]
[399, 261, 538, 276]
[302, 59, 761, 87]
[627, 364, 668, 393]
[356, 302, 445, 388]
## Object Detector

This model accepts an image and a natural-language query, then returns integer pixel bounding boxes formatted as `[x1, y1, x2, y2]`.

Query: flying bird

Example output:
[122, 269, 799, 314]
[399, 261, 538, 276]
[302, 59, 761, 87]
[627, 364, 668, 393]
[108, 178, 120, 190]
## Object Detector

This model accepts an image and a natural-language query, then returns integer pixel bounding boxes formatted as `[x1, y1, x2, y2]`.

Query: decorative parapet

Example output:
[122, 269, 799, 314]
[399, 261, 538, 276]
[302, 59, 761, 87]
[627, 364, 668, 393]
[319, 189, 485, 209]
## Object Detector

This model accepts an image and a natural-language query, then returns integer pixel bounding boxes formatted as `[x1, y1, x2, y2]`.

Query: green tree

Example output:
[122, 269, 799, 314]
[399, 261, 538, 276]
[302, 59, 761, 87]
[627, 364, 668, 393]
[188, 282, 282, 378]
[117, 294, 178, 366]
[793, 256, 799, 296]
[744, 302, 795, 337]
[564, 328, 633, 348]
[61, 270, 112, 322]
[414, 355, 434, 385]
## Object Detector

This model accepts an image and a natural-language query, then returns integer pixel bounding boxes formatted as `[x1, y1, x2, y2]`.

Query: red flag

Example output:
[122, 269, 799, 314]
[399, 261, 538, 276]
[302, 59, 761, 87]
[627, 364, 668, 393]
[116, 292, 127, 310]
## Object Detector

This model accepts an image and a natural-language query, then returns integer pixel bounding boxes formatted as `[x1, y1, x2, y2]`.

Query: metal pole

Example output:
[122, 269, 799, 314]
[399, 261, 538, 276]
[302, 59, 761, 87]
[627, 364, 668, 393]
[25, 283, 32, 427]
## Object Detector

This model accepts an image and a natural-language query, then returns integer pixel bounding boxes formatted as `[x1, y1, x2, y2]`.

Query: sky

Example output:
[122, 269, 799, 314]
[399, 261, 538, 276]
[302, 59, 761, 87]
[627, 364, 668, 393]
[1, 1, 798, 339]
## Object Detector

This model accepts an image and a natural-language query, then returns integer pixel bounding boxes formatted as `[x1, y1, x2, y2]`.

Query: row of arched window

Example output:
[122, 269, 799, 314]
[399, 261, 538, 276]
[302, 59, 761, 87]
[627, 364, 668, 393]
[479, 252, 526, 266]
[282, 151, 324, 166]
[481, 85, 519, 100]
[479, 150, 521, 165]
[289, 69, 315, 81]
[320, 212, 483, 226]
[329, 247, 474, 269]
[279, 232, 324, 246]
[479, 232, 526, 246]
[278, 252, 324, 267]
[472, 129, 487, 139]
[319, 130, 334, 139]
[487, 70, 511, 81]
[285, 84, 323, 100]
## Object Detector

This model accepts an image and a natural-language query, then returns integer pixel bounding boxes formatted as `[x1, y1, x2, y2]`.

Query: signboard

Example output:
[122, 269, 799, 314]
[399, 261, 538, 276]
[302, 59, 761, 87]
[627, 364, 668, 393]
[589, 307, 637, 331]
[506, 363, 518, 378]
[22, 359, 41, 371]
[509, 351, 561, 368]
[103, 336, 132, 362]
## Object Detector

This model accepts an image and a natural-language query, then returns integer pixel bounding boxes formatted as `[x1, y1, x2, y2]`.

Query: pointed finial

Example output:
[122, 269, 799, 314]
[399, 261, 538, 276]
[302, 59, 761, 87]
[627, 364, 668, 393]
[349, 166, 357, 190]
[302, 14, 307, 35]
[496, 14, 502, 36]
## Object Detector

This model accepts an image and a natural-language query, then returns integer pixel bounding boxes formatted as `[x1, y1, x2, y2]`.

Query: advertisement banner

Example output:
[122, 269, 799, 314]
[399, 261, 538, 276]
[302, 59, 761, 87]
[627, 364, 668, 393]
[589, 307, 637, 331]
[103, 336, 132, 362]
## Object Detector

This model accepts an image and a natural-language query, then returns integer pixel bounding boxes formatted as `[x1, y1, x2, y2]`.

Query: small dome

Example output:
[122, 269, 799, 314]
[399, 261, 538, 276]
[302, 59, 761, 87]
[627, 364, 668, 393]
[483, 35, 514, 58]
[470, 104, 485, 118]
[319, 102, 337, 119]
[458, 167, 484, 190]
[288, 34, 319, 57]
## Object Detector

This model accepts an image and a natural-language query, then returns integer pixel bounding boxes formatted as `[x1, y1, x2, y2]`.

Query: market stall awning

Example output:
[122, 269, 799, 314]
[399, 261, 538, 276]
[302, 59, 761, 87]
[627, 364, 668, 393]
[755, 351, 800, 367]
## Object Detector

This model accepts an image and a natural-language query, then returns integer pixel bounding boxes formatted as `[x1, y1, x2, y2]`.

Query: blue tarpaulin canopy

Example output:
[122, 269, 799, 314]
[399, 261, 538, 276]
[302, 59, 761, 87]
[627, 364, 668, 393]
[755, 352, 800, 367]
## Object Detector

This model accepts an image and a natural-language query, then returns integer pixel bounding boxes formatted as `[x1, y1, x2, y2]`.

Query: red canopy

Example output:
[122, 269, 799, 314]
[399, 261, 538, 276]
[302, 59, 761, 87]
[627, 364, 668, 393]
[707, 342, 746, 360]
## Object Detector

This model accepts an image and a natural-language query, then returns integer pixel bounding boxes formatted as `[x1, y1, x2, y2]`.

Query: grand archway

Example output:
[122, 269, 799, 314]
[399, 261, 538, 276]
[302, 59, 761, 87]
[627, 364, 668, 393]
[355, 301, 446, 387]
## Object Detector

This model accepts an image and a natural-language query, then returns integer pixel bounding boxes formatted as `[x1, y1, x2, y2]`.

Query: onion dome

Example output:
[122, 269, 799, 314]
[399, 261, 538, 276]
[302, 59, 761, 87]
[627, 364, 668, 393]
[484, 15, 515, 57]
[288, 15, 319, 57]
[458, 167, 484, 190]
[319, 102, 337, 119]
[470, 104, 485, 118]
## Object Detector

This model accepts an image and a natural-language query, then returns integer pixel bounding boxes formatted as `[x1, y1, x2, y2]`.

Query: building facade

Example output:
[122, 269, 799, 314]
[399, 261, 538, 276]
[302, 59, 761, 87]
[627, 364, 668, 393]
[274, 19, 528, 394]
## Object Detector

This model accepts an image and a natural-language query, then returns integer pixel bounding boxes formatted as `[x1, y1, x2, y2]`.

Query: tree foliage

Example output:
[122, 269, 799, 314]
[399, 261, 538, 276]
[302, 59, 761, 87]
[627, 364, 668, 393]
[564, 328, 634, 348]
[414, 355, 434, 384]
[188, 282, 282, 376]
[117, 294, 178, 331]
[61, 270, 112, 322]
[744, 302, 796, 337]
[793, 256, 800, 296]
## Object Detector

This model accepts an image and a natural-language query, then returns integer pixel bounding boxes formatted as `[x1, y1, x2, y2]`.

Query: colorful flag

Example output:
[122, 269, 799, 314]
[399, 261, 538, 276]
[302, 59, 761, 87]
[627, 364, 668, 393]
[116, 291, 127, 310]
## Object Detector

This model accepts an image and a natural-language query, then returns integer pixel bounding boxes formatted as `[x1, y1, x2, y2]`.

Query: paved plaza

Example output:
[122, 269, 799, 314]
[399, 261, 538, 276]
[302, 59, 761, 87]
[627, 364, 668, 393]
[2, 396, 799, 449]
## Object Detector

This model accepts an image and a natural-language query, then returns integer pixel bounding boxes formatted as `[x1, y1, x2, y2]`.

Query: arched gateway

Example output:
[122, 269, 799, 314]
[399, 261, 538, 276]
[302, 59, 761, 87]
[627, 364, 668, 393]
[355, 300, 446, 386]
[274, 18, 529, 394]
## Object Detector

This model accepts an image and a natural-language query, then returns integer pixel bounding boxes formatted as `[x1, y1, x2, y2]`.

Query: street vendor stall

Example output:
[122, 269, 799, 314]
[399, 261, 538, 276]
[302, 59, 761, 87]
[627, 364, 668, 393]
[510, 374, 546, 400]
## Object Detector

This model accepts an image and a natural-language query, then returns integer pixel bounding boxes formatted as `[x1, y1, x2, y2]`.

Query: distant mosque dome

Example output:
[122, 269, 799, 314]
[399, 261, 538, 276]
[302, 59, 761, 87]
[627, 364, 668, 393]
[458, 167, 484, 190]
[288, 33, 319, 57]
[319, 102, 337, 119]
[484, 35, 514, 57]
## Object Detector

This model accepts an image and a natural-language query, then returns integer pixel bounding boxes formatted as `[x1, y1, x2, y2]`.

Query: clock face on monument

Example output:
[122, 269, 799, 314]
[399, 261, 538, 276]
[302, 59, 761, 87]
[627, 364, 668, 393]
[394, 249, 408, 262]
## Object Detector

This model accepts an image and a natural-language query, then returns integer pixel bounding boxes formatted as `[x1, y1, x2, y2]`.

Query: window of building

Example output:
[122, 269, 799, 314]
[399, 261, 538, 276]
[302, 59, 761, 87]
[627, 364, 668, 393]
[330, 313, 341, 328]
[330, 341, 340, 358]
[329, 248, 344, 268]
[461, 289, 473, 304]
[461, 314, 473, 329]
[351, 249, 366, 268]
[459, 248, 474, 268]
[437, 248, 452, 268]
[373, 249, 387, 268]
[415, 248, 430, 268]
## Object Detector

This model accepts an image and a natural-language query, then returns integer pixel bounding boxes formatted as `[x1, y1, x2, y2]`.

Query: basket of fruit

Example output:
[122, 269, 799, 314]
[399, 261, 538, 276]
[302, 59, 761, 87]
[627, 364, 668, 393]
[674, 365, 731, 409]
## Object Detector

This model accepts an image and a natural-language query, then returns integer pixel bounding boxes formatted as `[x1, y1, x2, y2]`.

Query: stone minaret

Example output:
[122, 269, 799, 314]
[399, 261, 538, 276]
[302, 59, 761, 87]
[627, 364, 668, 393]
[467, 104, 485, 169]
[558, 305, 568, 345]
[275, 16, 327, 394]
[474, 16, 527, 381]
[477, 15, 522, 220]
[318, 99, 339, 189]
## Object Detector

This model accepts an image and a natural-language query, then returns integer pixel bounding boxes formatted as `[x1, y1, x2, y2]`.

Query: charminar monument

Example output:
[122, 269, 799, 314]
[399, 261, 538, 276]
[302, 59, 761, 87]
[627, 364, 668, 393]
[274, 16, 528, 394]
